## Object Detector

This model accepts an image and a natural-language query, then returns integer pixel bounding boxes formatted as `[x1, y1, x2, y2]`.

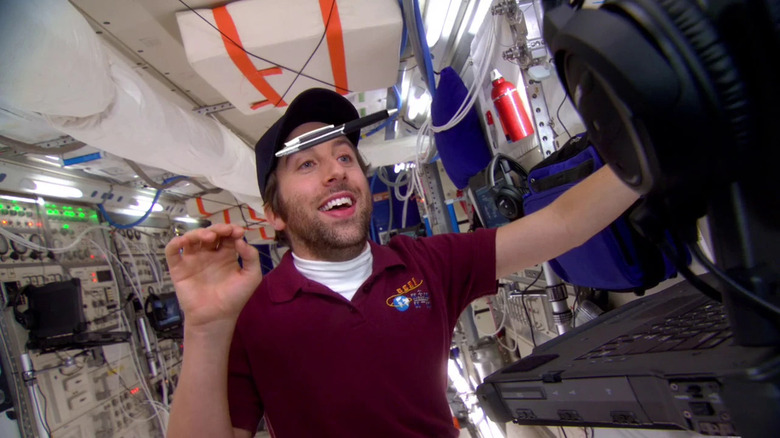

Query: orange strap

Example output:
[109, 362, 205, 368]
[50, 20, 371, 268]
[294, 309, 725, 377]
[213, 6, 287, 109]
[259, 228, 272, 240]
[318, 0, 349, 94]
[248, 207, 267, 222]
[195, 198, 212, 217]
[222, 209, 231, 224]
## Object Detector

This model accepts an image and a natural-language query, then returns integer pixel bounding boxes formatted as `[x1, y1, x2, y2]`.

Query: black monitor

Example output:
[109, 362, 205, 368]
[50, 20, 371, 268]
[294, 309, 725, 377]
[21, 279, 86, 339]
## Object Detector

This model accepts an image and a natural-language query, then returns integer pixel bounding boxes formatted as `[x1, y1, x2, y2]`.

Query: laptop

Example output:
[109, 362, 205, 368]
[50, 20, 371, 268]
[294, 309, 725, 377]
[477, 277, 780, 437]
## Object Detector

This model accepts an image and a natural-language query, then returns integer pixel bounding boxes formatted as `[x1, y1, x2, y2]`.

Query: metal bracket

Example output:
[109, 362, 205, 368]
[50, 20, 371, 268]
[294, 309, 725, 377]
[418, 162, 454, 235]
[525, 78, 557, 157]
[34, 136, 79, 149]
[492, 1, 547, 69]
[193, 102, 235, 116]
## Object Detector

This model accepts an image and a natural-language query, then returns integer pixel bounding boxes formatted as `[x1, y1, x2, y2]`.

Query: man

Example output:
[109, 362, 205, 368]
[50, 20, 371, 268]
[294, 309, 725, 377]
[165, 89, 638, 437]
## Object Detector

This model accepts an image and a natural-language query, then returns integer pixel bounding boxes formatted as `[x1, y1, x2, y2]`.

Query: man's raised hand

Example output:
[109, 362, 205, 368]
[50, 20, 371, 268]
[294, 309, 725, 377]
[165, 224, 262, 329]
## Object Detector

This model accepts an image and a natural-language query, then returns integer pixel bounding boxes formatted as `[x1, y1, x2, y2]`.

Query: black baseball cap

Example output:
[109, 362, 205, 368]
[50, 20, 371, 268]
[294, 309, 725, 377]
[255, 88, 360, 195]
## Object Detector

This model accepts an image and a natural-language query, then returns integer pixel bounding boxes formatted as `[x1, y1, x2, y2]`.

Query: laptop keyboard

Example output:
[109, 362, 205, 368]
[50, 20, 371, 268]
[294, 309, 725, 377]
[577, 301, 733, 360]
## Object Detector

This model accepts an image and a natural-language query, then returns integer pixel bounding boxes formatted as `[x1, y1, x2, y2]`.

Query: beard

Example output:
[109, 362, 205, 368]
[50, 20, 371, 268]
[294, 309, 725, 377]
[276, 183, 372, 261]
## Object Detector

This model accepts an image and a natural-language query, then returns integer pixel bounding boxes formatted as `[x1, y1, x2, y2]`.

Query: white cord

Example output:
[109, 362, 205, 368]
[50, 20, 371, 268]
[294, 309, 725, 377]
[0, 225, 110, 253]
[120, 312, 168, 433]
[496, 333, 517, 352]
[115, 236, 144, 299]
[474, 292, 508, 338]
[430, 13, 498, 133]
[87, 239, 144, 306]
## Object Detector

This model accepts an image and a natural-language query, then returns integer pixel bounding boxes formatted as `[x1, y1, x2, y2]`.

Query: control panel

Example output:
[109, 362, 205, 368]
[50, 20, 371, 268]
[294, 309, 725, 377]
[0, 194, 183, 438]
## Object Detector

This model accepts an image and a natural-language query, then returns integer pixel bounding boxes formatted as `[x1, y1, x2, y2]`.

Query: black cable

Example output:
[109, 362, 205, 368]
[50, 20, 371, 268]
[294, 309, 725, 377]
[36, 386, 52, 436]
[688, 242, 780, 320]
[177, 0, 351, 93]
[509, 268, 544, 297]
[277, 0, 337, 104]
[401, 117, 421, 131]
[659, 240, 723, 303]
[559, 426, 568, 438]
[520, 293, 537, 348]
[513, 269, 545, 347]
[555, 94, 572, 139]
[86, 297, 133, 326]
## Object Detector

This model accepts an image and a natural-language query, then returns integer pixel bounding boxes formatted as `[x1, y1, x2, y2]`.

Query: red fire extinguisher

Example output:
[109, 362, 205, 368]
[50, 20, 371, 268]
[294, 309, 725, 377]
[490, 69, 535, 142]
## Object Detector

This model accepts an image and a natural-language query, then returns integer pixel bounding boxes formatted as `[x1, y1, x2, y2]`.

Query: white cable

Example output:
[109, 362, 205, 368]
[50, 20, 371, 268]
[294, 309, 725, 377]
[121, 312, 168, 434]
[394, 170, 415, 202]
[474, 292, 507, 338]
[430, 13, 498, 133]
[0, 224, 110, 253]
[114, 235, 146, 307]
[87, 239, 144, 305]
[30, 386, 50, 437]
[475, 304, 507, 337]
[401, 197, 410, 229]
[145, 252, 164, 291]
[497, 333, 517, 352]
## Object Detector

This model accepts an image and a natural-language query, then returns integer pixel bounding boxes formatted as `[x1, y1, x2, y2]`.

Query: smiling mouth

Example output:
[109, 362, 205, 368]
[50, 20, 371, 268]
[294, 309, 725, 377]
[319, 196, 354, 212]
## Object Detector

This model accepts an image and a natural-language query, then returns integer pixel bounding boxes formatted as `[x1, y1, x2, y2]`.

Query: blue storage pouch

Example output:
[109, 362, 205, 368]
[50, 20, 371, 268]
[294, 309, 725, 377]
[523, 135, 679, 292]
[430, 67, 492, 189]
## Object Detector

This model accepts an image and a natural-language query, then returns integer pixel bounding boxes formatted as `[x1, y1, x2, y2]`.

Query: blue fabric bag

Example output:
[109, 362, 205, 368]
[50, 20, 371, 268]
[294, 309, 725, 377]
[430, 67, 492, 189]
[522, 134, 679, 292]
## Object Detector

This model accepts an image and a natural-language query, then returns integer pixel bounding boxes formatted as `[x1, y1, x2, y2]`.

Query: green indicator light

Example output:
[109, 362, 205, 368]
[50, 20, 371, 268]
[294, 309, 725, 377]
[63, 211, 75, 217]
[63, 206, 72, 210]
[77, 208, 83, 211]
[11, 200, 17, 204]
[47, 210, 55, 215]
[14, 206, 21, 211]
[78, 213, 85, 218]
[62, 224, 70, 229]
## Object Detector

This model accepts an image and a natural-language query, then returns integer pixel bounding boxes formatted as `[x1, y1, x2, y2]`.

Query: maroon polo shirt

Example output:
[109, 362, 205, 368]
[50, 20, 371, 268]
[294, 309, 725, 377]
[227, 228, 497, 437]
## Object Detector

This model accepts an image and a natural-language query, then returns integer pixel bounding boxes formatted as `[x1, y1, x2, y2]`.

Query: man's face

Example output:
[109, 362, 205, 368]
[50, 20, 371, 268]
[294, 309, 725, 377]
[266, 122, 372, 261]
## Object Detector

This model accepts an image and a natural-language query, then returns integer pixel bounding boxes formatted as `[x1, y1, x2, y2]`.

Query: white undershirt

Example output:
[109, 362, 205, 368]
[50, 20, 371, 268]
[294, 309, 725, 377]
[292, 244, 373, 301]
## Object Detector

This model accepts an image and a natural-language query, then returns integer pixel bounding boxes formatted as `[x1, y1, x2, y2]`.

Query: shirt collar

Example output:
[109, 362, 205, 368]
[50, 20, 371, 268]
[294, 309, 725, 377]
[267, 240, 406, 303]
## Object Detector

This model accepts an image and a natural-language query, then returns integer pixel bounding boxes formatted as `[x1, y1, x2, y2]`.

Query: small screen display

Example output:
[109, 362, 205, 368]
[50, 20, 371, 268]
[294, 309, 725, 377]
[151, 294, 182, 331]
[96, 270, 112, 283]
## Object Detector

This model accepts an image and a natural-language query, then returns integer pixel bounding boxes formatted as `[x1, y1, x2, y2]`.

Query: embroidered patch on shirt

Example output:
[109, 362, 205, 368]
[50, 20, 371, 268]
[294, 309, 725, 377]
[387, 277, 430, 311]
[410, 291, 432, 309]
